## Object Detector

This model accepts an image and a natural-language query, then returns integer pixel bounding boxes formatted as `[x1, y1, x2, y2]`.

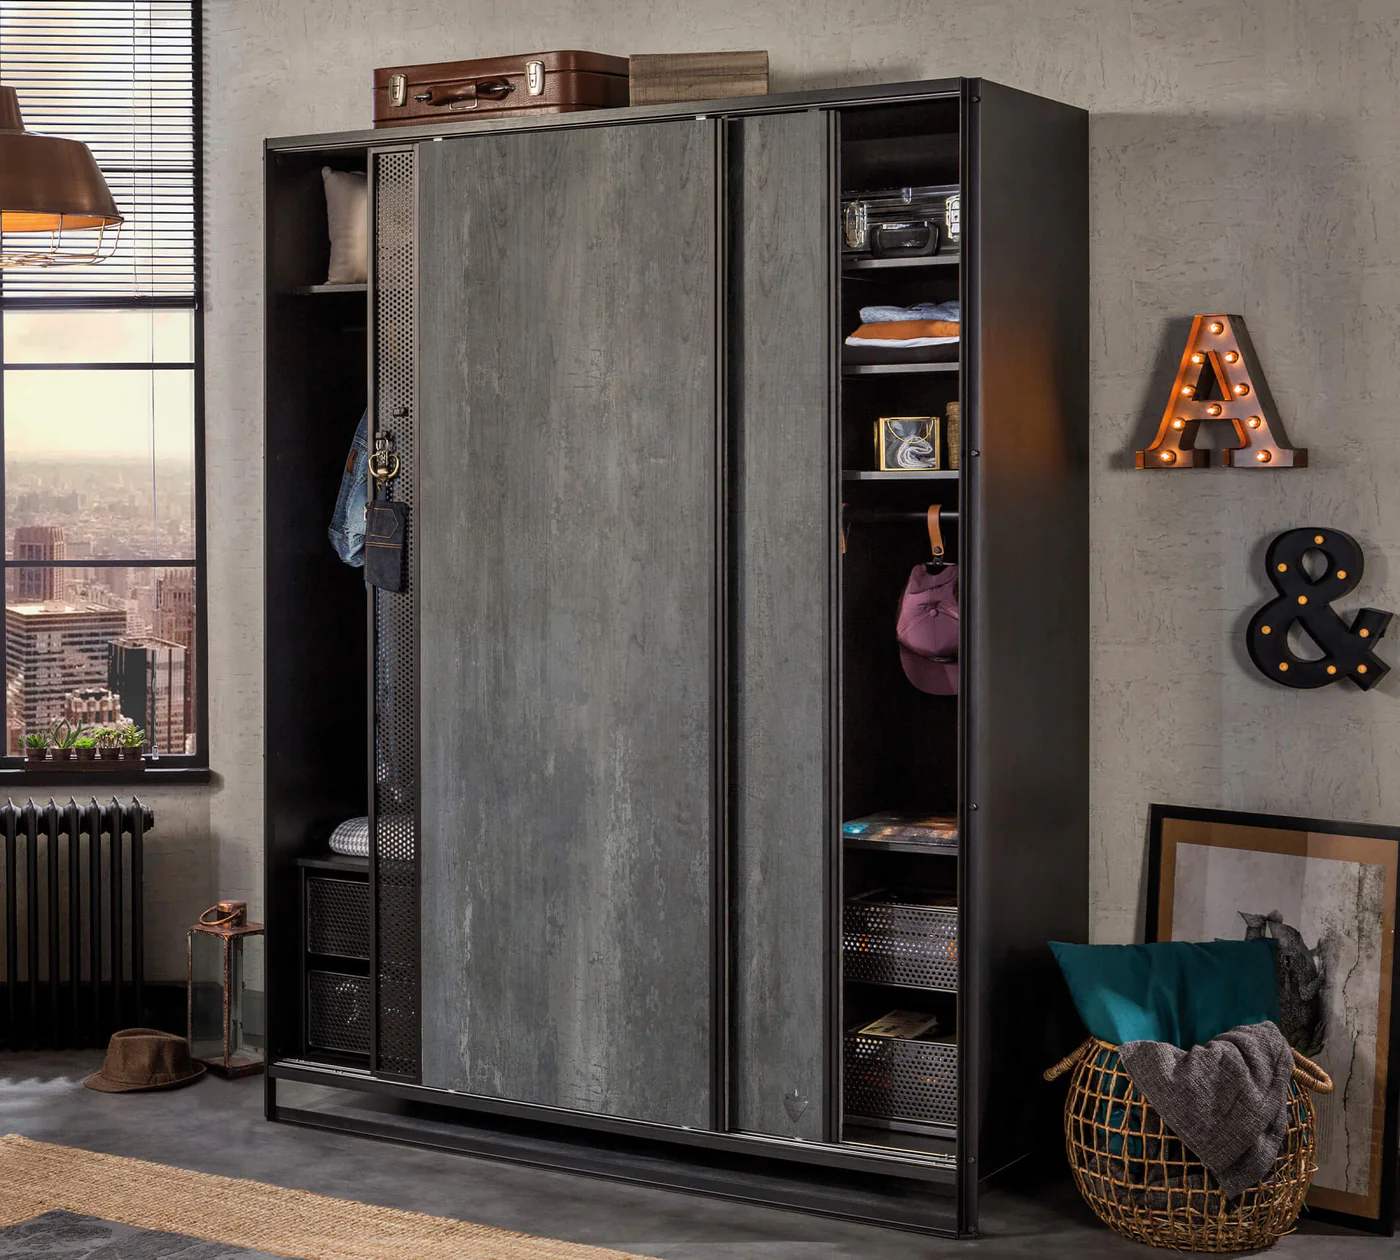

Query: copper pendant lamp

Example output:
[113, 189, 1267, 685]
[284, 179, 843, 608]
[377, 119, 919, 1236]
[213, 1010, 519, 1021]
[0, 85, 123, 269]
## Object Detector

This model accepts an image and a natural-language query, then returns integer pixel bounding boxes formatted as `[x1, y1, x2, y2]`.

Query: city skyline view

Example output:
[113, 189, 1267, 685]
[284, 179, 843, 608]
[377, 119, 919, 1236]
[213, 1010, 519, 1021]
[1, 522, 197, 756]
[0, 306, 201, 762]
[5, 457, 196, 560]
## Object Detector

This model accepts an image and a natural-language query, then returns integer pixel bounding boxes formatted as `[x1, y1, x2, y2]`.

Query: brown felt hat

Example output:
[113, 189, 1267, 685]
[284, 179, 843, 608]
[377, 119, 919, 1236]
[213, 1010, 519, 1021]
[83, 1028, 206, 1093]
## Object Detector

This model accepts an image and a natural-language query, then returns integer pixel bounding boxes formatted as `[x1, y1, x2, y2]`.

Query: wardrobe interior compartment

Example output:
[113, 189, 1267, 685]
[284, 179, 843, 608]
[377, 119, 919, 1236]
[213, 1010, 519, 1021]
[837, 98, 962, 1158]
[265, 145, 371, 1067]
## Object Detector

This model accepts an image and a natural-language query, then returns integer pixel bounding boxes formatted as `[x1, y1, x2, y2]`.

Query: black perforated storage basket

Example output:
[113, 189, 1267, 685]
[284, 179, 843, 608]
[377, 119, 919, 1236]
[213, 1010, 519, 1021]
[306, 970, 371, 1056]
[845, 1028, 958, 1132]
[305, 876, 370, 960]
[843, 889, 958, 991]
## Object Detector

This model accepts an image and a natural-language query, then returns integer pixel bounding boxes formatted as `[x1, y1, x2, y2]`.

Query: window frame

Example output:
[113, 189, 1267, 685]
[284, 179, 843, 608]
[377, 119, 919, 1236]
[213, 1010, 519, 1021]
[0, 1, 207, 784]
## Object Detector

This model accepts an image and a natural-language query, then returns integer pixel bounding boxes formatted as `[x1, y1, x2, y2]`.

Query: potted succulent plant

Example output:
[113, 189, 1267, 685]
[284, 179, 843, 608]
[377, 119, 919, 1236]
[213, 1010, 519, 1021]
[118, 725, 146, 762]
[93, 724, 120, 762]
[50, 720, 81, 763]
[73, 733, 97, 762]
[23, 730, 48, 766]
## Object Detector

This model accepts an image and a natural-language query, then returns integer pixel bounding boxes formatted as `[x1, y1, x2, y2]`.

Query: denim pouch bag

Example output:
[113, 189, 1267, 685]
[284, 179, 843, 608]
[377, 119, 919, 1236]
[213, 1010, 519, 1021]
[328, 409, 369, 567]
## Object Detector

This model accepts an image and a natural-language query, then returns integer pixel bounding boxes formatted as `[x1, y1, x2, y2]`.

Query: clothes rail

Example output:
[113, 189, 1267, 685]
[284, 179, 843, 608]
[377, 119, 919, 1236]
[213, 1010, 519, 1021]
[841, 507, 960, 524]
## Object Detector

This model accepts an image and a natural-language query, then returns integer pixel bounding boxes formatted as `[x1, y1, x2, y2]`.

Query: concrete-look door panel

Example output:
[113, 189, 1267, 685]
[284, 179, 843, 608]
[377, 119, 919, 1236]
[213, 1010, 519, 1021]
[416, 120, 718, 1129]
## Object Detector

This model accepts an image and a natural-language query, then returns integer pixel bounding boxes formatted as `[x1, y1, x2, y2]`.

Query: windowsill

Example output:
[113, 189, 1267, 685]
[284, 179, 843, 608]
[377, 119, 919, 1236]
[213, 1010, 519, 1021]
[0, 764, 213, 788]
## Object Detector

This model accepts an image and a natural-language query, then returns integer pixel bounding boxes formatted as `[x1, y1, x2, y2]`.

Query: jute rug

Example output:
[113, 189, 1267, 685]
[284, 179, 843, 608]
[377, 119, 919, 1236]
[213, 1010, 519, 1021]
[0, 1135, 647, 1260]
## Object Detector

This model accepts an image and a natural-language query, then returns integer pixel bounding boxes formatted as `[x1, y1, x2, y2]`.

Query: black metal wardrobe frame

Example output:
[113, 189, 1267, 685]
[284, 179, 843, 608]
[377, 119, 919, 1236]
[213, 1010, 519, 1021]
[262, 76, 1089, 1239]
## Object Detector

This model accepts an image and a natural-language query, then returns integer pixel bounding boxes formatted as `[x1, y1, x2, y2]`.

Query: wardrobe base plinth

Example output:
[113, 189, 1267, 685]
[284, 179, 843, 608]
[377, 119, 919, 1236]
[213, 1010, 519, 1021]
[267, 1064, 963, 1236]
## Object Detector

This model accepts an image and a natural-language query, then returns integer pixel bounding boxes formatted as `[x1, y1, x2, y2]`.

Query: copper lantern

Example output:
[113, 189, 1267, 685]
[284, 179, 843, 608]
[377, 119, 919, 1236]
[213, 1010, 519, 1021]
[187, 901, 265, 1077]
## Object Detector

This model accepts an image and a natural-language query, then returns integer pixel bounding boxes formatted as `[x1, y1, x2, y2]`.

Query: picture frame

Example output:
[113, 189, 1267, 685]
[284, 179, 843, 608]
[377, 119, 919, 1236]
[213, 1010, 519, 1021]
[875, 415, 940, 472]
[1146, 803, 1399, 1234]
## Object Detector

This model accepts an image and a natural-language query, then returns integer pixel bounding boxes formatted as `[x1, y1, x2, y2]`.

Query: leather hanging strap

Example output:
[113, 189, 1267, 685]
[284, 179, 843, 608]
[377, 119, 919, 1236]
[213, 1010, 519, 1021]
[926, 505, 945, 560]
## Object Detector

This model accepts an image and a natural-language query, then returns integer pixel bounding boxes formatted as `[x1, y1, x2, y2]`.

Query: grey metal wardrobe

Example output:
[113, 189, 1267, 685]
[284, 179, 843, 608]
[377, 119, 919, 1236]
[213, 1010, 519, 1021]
[263, 76, 1088, 1238]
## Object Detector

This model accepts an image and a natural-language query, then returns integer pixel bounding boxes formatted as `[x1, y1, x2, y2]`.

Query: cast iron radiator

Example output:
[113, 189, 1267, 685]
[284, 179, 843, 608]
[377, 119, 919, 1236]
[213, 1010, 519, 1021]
[0, 797, 152, 1049]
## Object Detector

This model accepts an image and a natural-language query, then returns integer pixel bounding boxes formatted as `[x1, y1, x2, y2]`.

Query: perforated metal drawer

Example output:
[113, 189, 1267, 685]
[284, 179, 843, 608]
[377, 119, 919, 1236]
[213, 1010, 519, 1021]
[305, 876, 370, 960]
[306, 970, 371, 1056]
[845, 1030, 958, 1130]
[843, 891, 959, 991]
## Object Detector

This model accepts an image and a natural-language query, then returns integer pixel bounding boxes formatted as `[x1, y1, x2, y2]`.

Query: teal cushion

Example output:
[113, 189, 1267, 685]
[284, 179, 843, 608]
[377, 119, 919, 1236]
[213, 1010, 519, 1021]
[1048, 939, 1280, 1049]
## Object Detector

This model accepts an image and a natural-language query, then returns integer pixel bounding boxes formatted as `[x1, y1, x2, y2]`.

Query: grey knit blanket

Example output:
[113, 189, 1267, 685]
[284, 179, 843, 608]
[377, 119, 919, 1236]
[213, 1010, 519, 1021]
[1118, 1021, 1293, 1199]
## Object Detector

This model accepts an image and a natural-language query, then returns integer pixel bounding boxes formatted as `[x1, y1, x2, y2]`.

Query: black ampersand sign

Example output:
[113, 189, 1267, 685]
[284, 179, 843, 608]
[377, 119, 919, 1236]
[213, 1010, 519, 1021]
[1247, 528, 1392, 690]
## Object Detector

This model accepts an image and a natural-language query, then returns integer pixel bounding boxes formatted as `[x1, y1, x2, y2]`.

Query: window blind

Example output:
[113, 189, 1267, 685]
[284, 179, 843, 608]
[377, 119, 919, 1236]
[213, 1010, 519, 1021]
[0, 0, 197, 301]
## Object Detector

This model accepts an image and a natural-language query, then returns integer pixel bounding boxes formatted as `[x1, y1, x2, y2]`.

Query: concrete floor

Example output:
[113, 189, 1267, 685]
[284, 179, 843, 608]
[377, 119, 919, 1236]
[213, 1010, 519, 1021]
[0, 1051, 1391, 1258]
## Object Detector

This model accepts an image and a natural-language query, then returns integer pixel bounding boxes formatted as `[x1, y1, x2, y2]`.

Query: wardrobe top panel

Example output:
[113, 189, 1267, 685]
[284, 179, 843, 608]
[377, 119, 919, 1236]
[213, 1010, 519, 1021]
[265, 75, 1074, 153]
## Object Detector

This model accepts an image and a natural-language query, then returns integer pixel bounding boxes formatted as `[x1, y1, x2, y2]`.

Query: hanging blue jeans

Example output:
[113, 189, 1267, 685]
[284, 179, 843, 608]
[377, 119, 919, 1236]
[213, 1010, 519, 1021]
[328, 409, 369, 567]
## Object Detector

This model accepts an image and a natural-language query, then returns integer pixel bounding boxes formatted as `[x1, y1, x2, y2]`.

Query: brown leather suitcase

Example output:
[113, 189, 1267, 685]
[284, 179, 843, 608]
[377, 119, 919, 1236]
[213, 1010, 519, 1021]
[373, 51, 628, 128]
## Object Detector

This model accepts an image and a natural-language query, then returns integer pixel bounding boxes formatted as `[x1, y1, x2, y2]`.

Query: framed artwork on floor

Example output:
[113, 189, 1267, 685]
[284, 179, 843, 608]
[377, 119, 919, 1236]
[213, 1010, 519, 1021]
[1146, 803, 1399, 1234]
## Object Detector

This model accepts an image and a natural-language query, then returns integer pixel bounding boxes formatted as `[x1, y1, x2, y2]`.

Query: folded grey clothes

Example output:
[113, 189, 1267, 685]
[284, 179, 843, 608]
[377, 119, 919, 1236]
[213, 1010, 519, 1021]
[859, 300, 960, 323]
[1118, 1021, 1293, 1199]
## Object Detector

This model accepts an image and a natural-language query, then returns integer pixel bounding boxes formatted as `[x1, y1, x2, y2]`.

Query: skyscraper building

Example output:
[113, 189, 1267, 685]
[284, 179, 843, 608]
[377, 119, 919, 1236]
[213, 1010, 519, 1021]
[5, 601, 128, 735]
[155, 569, 197, 745]
[5, 676, 23, 756]
[9, 526, 67, 603]
[108, 636, 187, 754]
[154, 568, 195, 643]
[65, 686, 123, 727]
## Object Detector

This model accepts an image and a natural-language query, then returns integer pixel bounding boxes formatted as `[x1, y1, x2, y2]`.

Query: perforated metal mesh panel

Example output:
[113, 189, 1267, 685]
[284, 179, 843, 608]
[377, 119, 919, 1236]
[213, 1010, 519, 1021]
[843, 893, 959, 990]
[370, 146, 420, 1080]
[306, 876, 370, 960]
[307, 971, 372, 1056]
[844, 1032, 958, 1130]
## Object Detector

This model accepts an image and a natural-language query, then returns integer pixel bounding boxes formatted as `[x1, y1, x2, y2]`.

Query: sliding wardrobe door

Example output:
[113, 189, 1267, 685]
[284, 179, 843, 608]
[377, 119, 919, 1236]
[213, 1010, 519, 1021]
[727, 110, 835, 1140]
[416, 121, 718, 1128]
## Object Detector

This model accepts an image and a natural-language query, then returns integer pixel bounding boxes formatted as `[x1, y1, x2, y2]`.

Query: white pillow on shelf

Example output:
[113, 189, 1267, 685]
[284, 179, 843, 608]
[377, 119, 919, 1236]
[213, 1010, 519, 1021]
[321, 166, 367, 285]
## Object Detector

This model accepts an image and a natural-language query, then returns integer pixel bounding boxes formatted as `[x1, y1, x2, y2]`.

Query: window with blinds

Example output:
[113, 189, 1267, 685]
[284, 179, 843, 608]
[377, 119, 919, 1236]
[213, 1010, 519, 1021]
[0, 1, 205, 773]
[0, 0, 197, 301]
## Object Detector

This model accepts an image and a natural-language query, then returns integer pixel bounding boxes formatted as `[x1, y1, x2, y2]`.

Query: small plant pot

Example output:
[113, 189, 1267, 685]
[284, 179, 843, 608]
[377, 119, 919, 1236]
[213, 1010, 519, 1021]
[76, 747, 96, 762]
[98, 747, 120, 762]
[119, 747, 144, 762]
[24, 749, 47, 766]
[52, 748, 75, 763]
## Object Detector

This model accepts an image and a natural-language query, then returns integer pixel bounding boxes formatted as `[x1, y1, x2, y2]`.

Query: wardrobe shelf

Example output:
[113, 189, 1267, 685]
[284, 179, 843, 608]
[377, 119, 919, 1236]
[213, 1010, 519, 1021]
[842, 470, 958, 482]
[297, 854, 370, 872]
[287, 282, 367, 295]
[847, 977, 959, 995]
[843, 835, 959, 856]
[844, 1126, 958, 1158]
[842, 362, 959, 377]
[842, 254, 959, 272]
[304, 952, 371, 972]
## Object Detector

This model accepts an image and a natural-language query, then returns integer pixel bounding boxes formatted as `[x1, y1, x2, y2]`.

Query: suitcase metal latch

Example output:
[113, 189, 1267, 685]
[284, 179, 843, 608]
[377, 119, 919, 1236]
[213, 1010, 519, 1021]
[526, 60, 545, 96]
[388, 73, 407, 108]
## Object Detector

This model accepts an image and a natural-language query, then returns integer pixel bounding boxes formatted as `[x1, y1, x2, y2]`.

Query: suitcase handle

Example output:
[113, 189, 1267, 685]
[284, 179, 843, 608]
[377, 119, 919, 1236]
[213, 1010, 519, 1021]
[412, 77, 516, 108]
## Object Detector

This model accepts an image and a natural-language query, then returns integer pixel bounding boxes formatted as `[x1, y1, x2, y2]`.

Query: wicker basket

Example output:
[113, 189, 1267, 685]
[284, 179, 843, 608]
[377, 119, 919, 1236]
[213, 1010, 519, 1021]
[1043, 1038, 1333, 1253]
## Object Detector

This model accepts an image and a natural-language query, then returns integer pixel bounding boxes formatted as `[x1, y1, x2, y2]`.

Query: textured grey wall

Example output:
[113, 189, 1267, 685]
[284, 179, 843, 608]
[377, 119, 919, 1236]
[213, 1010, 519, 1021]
[199, 0, 1400, 947]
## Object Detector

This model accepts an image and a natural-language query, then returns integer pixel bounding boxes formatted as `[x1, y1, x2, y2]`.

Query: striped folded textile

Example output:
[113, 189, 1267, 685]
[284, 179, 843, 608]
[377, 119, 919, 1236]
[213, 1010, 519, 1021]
[328, 816, 369, 858]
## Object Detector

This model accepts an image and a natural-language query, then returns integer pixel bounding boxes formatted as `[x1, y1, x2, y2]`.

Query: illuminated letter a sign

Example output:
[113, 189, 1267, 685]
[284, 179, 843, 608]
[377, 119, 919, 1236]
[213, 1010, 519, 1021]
[1136, 314, 1307, 470]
